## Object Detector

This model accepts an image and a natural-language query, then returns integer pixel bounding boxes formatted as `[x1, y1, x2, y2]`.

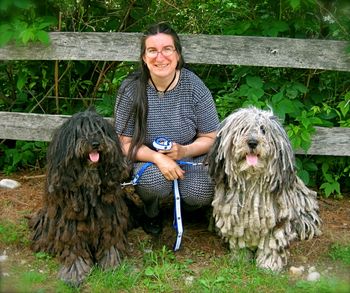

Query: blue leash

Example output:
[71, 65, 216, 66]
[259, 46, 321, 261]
[121, 137, 202, 251]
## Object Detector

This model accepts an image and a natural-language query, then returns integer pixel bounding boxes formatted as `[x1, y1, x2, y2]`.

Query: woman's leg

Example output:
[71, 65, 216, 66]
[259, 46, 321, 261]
[178, 159, 214, 210]
[133, 162, 172, 218]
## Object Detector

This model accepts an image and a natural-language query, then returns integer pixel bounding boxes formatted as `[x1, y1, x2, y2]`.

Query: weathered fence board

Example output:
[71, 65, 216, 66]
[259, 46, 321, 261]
[0, 32, 349, 71]
[1, 32, 350, 156]
[1, 112, 350, 157]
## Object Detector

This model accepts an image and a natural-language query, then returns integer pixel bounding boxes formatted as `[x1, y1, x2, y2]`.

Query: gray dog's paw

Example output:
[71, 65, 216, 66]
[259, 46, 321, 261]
[58, 257, 92, 287]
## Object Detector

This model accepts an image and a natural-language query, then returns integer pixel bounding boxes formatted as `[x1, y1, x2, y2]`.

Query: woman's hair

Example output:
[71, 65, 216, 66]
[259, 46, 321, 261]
[123, 22, 185, 161]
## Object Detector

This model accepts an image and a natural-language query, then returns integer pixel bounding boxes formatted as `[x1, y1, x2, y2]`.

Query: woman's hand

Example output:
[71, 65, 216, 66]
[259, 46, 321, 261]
[158, 131, 217, 160]
[159, 142, 186, 160]
[153, 152, 185, 180]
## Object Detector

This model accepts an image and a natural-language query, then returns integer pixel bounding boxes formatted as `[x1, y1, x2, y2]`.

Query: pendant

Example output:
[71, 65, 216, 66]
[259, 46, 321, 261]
[157, 91, 165, 98]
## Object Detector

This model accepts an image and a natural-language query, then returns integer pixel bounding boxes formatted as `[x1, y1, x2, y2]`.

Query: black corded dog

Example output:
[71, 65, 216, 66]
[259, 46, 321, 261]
[30, 108, 134, 286]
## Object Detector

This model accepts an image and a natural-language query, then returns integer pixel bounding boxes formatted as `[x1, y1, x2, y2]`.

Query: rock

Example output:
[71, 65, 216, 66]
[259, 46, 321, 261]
[308, 266, 316, 273]
[0, 179, 21, 189]
[289, 266, 305, 276]
[185, 276, 194, 286]
[0, 253, 8, 262]
[307, 271, 321, 282]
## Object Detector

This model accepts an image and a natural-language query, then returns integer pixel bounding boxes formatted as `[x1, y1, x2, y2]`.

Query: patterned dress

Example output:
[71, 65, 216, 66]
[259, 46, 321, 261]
[115, 68, 219, 217]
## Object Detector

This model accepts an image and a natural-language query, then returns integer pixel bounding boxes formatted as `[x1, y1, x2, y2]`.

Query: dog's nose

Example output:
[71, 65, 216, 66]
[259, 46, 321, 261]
[92, 141, 100, 149]
[247, 138, 258, 149]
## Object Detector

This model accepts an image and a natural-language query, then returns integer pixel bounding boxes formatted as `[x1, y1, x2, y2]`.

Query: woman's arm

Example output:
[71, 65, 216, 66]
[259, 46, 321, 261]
[159, 131, 217, 160]
[119, 135, 185, 180]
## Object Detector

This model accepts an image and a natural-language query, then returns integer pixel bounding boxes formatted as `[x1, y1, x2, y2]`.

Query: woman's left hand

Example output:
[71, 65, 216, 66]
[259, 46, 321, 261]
[159, 142, 186, 160]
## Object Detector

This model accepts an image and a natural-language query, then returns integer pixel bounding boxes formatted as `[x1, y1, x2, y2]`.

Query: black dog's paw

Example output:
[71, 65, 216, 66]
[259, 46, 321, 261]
[58, 256, 92, 287]
[99, 246, 122, 270]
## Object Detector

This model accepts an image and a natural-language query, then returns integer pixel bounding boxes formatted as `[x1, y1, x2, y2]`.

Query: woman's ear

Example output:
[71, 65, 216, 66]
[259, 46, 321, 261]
[142, 55, 147, 64]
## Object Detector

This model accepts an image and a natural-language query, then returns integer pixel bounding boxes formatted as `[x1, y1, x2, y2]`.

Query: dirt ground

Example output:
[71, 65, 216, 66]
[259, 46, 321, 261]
[1, 171, 350, 282]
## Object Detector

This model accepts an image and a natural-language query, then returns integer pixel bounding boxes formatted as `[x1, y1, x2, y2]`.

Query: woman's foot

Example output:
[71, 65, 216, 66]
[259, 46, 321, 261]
[142, 213, 163, 236]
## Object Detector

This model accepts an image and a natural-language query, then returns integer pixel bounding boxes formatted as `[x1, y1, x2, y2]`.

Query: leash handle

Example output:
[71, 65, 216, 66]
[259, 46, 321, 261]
[152, 137, 184, 251]
[124, 137, 202, 251]
[173, 179, 183, 251]
[153, 136, 173, 151]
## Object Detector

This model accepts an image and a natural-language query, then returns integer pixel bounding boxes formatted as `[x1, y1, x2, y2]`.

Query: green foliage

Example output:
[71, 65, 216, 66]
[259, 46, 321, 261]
[1, 233, 350, 292]
[294, 278, 350, 293]
[0, 0, 56, 46]
[0, 141, 47, 174]
[329, 243, 350, 265]
[0, 219, 29, 246]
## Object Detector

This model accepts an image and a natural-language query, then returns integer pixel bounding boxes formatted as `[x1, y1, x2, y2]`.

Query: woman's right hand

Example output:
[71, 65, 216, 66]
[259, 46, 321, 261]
[153, 152, 185, 181]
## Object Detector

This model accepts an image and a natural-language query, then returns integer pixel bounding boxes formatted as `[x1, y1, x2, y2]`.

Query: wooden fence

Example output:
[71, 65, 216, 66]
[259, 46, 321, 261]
[1, 32, 350, 156]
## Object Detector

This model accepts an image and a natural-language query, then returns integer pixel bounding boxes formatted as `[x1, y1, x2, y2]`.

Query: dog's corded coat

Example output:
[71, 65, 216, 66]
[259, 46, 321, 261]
[207, 107, 321, 271]
[30, 109, 131, 286]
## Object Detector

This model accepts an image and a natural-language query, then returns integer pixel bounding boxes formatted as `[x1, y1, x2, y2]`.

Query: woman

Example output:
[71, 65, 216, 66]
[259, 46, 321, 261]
[114, 22, 219, 236]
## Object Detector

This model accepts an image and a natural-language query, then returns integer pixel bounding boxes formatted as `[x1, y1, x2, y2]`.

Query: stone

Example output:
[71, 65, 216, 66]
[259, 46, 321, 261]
[0, 179, 21, 189]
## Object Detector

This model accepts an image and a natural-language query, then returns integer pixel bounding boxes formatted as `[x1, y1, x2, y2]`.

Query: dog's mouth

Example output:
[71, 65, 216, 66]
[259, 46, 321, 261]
[89, 151, 100, 163]
[246, 153, 258, 166]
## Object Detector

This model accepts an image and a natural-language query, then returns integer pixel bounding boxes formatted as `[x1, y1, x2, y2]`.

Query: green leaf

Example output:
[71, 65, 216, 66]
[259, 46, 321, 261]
[0, 30, 13, 47]
[297, 169, 310, 184]
[21, 29, 35, 44]
[14, 0, 33, 9]
[303, 161, 318, 172]
[144, 267, 155, 276]
[271, 91, 284, 104]
[225, 21, 251, 35]
[16, 74, 26, 90]
[262, 21, 289, 37]
[289, 0, 301, 10]
[36, 30, 50, 45]
[0, 0, 13, 11]
[286, 87, 299, 99]
[238, 84, 250, 96]
[247, 87, 264, 99]
[292, 82, 308, 94]
[323, 173, 333, 182]
[292, 136, 301, 149]
[320, 182, 332, 197]
[300, 131, 310, 141]
[246, 76, 263, 89]
[275, 99, 295, 117]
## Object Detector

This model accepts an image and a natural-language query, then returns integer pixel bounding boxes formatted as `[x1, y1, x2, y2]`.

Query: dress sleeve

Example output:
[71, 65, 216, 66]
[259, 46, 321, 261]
[114, 81, 135, 137]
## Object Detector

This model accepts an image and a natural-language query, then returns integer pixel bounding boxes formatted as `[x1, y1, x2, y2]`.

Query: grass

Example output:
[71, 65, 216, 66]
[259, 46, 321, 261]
[1, 220, 350, 293]
[329, 243, 350, 265]
[0, 218, 30, 246]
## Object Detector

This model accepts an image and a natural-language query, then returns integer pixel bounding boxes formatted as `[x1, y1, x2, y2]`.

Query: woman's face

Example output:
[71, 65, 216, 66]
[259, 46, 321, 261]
[142, 33, 180, 79]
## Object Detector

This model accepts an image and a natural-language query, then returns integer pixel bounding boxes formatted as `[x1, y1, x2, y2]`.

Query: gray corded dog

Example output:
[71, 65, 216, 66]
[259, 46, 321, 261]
[207, 106, 322, 272]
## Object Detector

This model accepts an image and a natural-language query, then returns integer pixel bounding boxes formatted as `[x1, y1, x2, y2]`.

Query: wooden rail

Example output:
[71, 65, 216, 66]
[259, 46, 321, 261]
[0, 32, 349, 71]
[0, 32, 350, 156]
[1, 111, 350, 157]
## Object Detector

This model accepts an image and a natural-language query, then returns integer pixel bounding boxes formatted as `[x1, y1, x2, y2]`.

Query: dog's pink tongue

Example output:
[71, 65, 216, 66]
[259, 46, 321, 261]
[246, 154, 258, 166]
[89, 151, 100, 162]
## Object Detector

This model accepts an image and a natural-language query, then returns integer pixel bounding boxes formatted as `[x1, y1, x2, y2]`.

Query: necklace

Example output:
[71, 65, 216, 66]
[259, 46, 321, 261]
[150, 71, 177, 98]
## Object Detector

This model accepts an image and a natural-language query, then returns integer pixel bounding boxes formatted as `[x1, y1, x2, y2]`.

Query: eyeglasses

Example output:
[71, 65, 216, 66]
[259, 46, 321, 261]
[145, 46, 176, 58]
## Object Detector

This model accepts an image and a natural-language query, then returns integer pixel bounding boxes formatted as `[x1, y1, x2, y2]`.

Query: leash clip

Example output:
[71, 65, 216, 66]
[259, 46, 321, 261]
[120, 181, 134, 188]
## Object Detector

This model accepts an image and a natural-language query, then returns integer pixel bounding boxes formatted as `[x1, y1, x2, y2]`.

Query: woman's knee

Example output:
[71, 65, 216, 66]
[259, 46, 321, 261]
[180, 186, 214, 207]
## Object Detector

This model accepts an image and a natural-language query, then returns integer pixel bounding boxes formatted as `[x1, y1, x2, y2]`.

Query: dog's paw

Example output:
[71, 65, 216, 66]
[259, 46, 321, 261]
[256, 251, 285, 272]
[58, 256, 92, 287]
[230, 248, 254, 263]
[99, 246, 122, 270]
